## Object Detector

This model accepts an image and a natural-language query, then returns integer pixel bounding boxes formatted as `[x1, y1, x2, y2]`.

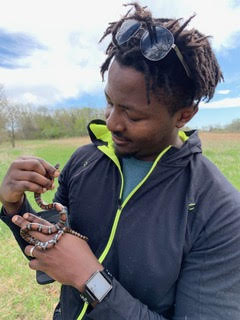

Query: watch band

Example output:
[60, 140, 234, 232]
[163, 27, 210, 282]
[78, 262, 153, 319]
[80, 269, 113, 304]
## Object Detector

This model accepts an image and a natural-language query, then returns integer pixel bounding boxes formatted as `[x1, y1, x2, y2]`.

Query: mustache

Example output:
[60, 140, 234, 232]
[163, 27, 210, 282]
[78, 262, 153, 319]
[112, 132, 130, 141]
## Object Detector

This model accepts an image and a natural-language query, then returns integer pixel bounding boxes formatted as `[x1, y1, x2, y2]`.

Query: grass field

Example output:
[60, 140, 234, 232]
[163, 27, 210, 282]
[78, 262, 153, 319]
[0, 132, 239, 319]
[0, 137, 90, 320]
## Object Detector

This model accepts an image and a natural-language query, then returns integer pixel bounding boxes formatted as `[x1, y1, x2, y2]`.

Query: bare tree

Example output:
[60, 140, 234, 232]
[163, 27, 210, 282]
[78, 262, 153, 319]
[7, 103, 20, 147]
[0, 85, 21, 147]
[0, 85, 7, 143]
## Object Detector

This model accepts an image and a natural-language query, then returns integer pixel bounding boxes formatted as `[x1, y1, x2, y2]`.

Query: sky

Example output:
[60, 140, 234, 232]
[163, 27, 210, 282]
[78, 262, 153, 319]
[0, 0, 240, 129]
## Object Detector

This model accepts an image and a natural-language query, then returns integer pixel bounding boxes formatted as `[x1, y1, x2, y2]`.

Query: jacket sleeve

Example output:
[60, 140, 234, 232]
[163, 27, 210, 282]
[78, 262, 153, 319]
[0, 197, 36, 256]
[86, 278, 169, 320]
[172, 191, 240, 320]
[87, 193, 240, 320]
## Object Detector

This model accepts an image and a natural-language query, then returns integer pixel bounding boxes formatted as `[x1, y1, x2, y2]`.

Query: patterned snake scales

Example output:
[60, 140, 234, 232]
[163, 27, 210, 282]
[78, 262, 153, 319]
[20, 164, 88, 250]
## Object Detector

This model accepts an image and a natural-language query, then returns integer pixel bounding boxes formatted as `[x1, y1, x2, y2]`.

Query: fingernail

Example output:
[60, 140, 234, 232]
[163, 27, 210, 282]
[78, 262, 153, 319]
[23, 213, 29, 219]
[42, 188, 47, 193]
[12, 216, 19, 223]
[54, 169, 60, 177]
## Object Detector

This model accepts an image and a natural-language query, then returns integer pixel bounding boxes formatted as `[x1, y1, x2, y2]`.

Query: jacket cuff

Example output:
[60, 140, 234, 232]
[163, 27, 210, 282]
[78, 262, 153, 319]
[0, 196, 35, 254]
[0, 194, 34, 219]
[86, 278, 166, 319]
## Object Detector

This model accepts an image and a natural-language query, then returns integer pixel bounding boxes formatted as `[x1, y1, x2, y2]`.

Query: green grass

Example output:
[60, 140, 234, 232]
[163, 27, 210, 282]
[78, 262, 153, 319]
[0, 133, 239, 319]
[0, 222, 60, 319]
[0, 137, 89, 320]
[200, 132, 240, 190]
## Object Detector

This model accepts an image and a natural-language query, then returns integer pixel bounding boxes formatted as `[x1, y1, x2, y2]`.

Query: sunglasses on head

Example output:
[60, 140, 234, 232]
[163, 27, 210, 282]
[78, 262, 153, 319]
[115, 19, 191, 78]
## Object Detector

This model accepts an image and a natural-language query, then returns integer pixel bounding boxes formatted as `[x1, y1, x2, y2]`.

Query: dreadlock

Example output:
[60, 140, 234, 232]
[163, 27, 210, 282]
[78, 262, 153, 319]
[99, 2, 223, 115]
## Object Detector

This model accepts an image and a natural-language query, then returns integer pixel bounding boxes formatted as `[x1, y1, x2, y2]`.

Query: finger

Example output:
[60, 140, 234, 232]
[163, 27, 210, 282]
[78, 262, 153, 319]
[25, 246, 43, 271]
[55, 202, 65, 212]
[14, 160, 58, 184]
[12, 158, 48, 176]
[37, 159, 60, 178]
[15, 169, 52, 184]
[24, 228, 55, 243]
[29, 258, 46, 272]
[50, 183, 55, 190]
[25, 245, 41, 258]
[0, 158, 59, 206]
[5, 181, 47, 197]
[22, 212, 52, 226]
[20, 156, 60, 178]
[8, 180, 50, 195]
[1, 167, 46, 201]
[12, 215, 29, 228]
[7, 160, 55, 192]
[12, 215, 54, 240]
[26, 245, 37, 258]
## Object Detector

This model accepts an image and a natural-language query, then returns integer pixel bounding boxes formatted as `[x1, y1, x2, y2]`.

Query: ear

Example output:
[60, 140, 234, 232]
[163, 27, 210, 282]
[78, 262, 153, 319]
[175, 105, 198, 129]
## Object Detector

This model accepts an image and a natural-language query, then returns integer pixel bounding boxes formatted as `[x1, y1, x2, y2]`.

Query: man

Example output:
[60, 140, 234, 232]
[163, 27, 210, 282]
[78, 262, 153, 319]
[1, 3, 240, 319]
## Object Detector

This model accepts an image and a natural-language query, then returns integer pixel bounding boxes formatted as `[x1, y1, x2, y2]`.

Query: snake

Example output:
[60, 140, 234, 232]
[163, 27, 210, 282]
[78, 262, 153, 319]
[20, 164, 88, 250]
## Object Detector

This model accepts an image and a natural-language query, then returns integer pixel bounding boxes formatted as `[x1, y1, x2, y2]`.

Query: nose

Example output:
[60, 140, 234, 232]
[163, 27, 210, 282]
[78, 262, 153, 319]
[105, 106, 125, 133]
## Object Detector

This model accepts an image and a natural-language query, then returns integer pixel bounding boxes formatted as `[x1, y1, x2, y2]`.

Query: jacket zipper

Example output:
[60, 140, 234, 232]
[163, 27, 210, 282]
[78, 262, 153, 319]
[77, 145, 171, 319]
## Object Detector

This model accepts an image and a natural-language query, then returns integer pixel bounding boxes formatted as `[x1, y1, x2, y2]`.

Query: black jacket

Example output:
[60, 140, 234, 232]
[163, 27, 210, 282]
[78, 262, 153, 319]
[2, 120, 240, 319]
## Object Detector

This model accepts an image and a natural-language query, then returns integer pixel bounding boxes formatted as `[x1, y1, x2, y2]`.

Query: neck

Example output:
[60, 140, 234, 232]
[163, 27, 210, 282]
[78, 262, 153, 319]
[174, 134, 184, 149]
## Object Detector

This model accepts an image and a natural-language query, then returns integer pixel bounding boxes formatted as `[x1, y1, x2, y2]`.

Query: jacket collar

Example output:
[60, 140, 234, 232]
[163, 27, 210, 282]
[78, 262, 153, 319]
[87, 119, 202, 166]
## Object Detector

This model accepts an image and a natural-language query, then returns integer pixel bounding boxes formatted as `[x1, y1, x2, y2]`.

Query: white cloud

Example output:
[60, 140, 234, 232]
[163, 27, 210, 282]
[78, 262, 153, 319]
[217, 90, 231, 95]
[0, 0, 239, 106]
[144, 0, 240, 50]
[200, 96, 240, 109]
[21, 92, 38, 104]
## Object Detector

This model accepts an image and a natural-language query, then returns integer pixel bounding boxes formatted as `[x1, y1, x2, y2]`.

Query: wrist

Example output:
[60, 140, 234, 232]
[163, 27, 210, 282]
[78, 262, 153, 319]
[1, 195, 25, 216]
[79, 268, 113, 305]
[73, 259, 104, 292]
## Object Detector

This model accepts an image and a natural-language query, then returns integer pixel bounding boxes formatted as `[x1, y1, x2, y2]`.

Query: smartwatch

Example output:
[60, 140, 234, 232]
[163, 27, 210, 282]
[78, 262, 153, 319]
[80, 269, 113, 304]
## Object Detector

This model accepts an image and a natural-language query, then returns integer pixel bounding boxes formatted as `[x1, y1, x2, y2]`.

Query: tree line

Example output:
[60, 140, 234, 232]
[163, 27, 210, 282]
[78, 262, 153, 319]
[15, 106, 104, 139]
[1, 84, 240, 147]
[206, 119, 240, 133]
[0, 85, 104, 147]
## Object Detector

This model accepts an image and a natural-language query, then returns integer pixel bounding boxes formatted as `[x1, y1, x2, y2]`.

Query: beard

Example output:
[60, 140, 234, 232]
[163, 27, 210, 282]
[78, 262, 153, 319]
[113, 144, 136, 159]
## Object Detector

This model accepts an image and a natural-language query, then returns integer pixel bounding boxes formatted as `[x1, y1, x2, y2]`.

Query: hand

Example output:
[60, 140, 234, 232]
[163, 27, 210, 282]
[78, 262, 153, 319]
[0, 156, 59, 215]
[12, 212, 103, 291]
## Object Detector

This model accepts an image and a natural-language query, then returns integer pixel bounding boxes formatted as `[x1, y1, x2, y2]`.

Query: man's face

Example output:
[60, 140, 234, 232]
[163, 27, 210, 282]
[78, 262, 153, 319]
[104, 60, 183, 161]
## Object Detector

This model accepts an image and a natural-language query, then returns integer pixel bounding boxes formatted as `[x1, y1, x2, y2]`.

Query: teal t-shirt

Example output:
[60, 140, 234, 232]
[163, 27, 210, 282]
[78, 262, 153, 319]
[121, 157, 153, 202]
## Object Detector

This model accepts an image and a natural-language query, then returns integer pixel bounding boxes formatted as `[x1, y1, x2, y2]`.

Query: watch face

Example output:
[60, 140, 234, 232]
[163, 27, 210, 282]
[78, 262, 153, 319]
[87, 272, 112, 301]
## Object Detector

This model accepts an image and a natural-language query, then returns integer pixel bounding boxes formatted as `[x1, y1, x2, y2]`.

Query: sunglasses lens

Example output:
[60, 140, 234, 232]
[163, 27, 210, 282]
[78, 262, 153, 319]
[140, 26, 174, 61]
[116, 19, 141, 45]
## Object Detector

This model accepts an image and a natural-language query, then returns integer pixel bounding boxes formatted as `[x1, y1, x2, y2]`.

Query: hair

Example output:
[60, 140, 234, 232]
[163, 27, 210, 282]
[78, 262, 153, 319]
[99, 2, 223, 115]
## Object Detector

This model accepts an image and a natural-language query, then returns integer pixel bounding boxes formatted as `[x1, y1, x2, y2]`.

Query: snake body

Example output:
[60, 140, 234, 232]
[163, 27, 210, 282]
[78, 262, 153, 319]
[20, 164, 88, 250]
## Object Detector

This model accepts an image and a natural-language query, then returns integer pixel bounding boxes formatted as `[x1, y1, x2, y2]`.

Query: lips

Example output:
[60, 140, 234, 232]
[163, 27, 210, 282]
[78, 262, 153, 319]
[112, 134, 130, 146]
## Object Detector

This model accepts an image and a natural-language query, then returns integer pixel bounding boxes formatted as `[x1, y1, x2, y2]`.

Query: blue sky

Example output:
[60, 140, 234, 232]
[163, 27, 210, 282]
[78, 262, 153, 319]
[0, 0, 240, 129]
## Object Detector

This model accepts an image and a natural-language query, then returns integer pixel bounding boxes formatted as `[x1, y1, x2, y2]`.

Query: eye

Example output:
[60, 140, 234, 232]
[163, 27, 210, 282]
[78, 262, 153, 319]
[129, 117, 141, 122]
[106, 98, 113, 108]
[127, 112, 142, 122]
[130, 118, 140, 122]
